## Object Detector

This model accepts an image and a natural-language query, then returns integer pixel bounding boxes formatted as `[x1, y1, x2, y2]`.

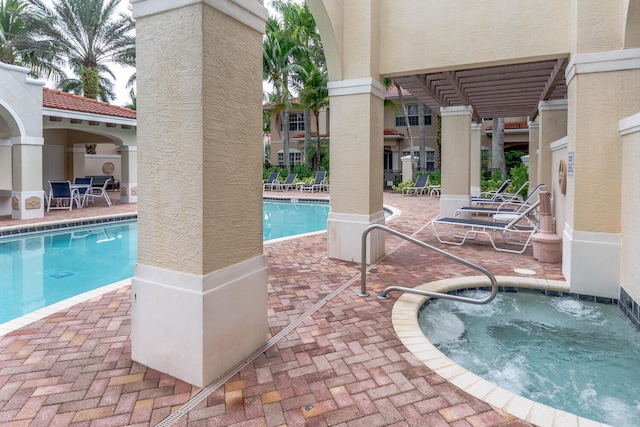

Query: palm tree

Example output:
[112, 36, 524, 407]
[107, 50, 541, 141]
[295, 62, 328, 170]
[263, 15, 302, 172]
[0, 0, 64, 79]
[29, 0, 135, 100]
[56, 63, 115, 102]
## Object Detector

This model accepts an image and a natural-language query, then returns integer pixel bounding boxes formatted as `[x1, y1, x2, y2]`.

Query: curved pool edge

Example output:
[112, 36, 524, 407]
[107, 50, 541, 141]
[391, 275, 612, 427]
[0, 278, 132, 338]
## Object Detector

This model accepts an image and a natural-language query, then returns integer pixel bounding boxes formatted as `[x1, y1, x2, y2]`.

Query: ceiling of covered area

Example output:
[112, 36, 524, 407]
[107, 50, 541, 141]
[391, 57, 569, 122]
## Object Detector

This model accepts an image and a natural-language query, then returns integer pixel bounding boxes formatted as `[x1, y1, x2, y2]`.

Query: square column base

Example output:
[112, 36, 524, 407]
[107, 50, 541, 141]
[439, 194, 471, 218]
[119, 182, 137, 203]
[132, 255, 268, 387]
[562, 224, 621, 299]
[327, 210, 385, 264]
[11, 191, 45, 220]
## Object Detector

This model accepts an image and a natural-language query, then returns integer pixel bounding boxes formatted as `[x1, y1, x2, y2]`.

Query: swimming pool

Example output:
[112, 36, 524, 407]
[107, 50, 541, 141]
[0, 200, 330, 324]
[419, 288, 639, 427]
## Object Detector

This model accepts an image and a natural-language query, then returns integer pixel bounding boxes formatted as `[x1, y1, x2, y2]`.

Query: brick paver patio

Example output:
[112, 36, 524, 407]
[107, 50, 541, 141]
[0, 190, 564, 426]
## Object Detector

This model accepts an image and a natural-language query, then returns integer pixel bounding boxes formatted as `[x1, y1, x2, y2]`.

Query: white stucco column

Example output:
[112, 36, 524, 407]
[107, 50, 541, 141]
[70, 145, 87, 180]
[326, 78, 386, 264]
[563, 49, 640, 299]
[470, 123, 481, 197]
[0, 141, 11, 216]
[528, 120, 540, 194]
[119, 145, 137, 203]
[439, 106, 473, 217]
[131, 0, 268, 387]
[11, 136, 45, 220]
[537, 100, 567, 191]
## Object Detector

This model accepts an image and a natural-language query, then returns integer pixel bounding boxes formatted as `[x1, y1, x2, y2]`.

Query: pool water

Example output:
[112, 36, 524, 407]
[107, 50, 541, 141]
[419, 289, 640, 427]
[0, 200, 330, 324]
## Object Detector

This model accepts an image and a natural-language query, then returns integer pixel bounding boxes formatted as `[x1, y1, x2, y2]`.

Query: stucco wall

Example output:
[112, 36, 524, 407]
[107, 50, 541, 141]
[550, 137, 568, 235]
[620, 112, 640, 302]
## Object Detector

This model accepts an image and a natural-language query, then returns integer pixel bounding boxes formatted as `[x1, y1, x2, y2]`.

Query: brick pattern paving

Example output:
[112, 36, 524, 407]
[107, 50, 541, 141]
[0, 191, 562, 426]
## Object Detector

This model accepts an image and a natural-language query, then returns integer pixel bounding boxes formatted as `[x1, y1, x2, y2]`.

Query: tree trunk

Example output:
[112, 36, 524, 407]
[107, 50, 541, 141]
[283, 109, 291, 172]
[491, 118, 506, 179]
[304, 107, 312, 167]
[418, 103, 426, 172]
[314, 111, 321, 170]
[82, 66, 100, 100]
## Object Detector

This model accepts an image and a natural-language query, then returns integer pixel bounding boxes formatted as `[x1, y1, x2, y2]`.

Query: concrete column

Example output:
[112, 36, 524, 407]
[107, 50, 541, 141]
[71, 145, 86, 180]
[470, 123, 481, 197]
[119, 146, 137, 203]
[327, 78, 385, 264]
[537, 100, 567, 191]
[528, 120, 540, 194]
[11, 136, 44, 220]
[439, 106, 473, 217]
[0, 141, 11, 215]
[131, 0, 268, 387]
[563, 49, 640, 299]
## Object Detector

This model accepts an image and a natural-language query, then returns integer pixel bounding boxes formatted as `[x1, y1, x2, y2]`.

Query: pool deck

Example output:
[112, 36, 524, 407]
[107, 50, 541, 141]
[0, 189, 573, 427]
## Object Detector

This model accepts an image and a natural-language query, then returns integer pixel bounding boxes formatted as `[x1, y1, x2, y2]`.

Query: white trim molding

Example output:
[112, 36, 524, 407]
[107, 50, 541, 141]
[566, 48, 640, 84]
[440, 105, 473, 117]
[43, 109, 137, 127]
[550, 136, 568, 152]
[539, 99, 568, 112]
[620, 111, 640, 136]
[131, 0, 268, 33]
[440, 194, 471, 218]
[327, 210, 386, 263]
[562, 223, 621, 299]
[327, 77, 386, 100]
[11, 136, 43, 146]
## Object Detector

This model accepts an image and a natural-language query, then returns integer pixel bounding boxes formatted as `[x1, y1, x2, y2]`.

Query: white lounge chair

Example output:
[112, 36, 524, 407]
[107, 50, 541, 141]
[471, 179, 512, 204]
[263, 171, 279, 191]
[456, 183, 545, 217]
[298, 170, 326, 193]
[402, 174, 429, 196]
[273, 173, 297, 191]
[432, 201, 540, 253]
[471, 180, 529, 206]
[47, 180, 82, 211]
[85, 178, 113, 207]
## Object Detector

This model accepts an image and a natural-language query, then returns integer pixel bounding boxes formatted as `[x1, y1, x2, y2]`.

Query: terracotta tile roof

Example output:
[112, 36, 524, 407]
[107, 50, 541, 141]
[485, 122, 529, 131]
[43, 88, 136, 119]
[291, 131, 328, 138]
[384, 128, 404, 137]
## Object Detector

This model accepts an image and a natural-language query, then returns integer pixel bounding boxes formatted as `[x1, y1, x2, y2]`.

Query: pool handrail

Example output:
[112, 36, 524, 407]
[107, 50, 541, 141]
[360, 224, 498, 304]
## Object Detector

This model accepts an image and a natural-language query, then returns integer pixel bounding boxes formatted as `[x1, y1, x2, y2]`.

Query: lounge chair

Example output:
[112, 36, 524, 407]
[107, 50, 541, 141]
[273, 173, 297, 191]
[471, 179, 512, 203]
[47, 180, 81, 211]
[298, 170, 326, 193]
[402, 174, 430, 196]
[85, 178, 113, 207]
[431, 200, 540, 253]
[471, 180, 530, 206]
[455, 183, 545, 217]
[263, 171, 279, 191]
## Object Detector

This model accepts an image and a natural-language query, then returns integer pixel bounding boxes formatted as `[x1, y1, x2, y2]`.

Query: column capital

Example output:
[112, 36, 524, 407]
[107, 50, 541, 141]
[528, 120, 539, 129]
[327, 77, 386, 100]
[539, 99, 568, 112]
[566, 48, 640, 85]
[10, 136, 43, 146]
[120, 145, 138, 152]
[440, 105, 473, 117]
[471, 123, 482, 131]
[131, 0, 267, 33]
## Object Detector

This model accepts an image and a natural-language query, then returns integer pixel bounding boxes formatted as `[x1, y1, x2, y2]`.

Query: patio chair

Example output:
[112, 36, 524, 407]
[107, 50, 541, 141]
[455, 183, 545, 217]
[47, 180, 81, 212]
[263, 171, 279, 191]
[471, 179, 512, 203]
[402, 174, 430, 196]
[273, 173, 297, 191]
[431, 200, 540, 254]
[85, 178, 113, 207]
[298, 170, 326, 193]
[471, 180, 530, 206]
[73, 177, 93, 207]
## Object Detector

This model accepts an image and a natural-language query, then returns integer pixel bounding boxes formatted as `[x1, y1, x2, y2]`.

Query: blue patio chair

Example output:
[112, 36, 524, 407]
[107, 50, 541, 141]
[263, 171, 279, 191]
[47, 180, 81, 212]
[273, 173, 297, 191]
[298, 170, 327, 193]
[74, 177, 93, 207]
[402, 174, 430, 196]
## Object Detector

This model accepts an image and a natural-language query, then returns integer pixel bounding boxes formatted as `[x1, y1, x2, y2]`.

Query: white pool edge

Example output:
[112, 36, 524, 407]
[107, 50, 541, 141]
[392, 275, 612, 427]
[0, 278, 132, 338]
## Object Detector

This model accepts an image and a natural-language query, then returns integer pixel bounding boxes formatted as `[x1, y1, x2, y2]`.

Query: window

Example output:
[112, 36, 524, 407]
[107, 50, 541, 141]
[289, 113, 305, 131]
[277, 149, 302, 167]
[403, 148, 435, 171]
[396, 105, 431, 126]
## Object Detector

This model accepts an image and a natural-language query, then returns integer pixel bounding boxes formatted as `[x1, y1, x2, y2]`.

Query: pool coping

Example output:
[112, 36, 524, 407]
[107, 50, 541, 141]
[0, 213, 138, 237]
[392, 275, 612, 427]
[0, 278, 132, 338]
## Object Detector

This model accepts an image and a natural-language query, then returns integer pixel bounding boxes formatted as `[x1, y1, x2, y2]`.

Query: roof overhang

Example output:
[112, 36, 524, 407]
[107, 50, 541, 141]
[43, 108, 137, 127]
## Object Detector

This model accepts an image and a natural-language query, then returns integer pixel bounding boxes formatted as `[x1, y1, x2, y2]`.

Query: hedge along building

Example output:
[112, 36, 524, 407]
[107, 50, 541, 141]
[0, 62, 138, 220]
[130, 0, 640, 386]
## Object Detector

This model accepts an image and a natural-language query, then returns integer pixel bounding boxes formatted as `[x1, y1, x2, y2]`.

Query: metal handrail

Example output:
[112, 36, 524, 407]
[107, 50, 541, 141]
[360, 224, 498, 304]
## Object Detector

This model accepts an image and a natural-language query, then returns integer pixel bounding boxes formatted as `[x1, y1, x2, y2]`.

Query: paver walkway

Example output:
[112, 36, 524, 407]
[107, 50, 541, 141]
[0, 191, 563, 426]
